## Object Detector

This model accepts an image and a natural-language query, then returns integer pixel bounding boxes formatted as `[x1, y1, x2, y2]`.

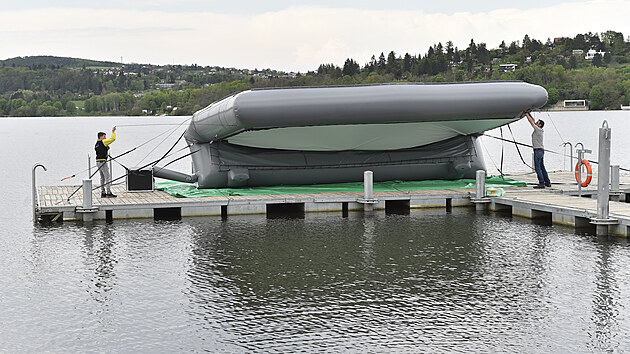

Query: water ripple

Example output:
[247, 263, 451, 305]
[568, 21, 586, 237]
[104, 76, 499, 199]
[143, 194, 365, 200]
[2, 211, 630, 351]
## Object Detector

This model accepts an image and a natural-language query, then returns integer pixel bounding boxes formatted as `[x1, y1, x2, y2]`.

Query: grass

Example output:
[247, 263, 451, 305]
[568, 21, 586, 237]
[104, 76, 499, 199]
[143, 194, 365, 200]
[71, 100, 85, 109]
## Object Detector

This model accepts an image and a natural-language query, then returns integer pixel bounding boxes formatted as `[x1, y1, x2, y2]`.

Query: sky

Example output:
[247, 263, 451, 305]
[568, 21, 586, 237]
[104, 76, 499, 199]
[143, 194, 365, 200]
[2, 0, 629, 72]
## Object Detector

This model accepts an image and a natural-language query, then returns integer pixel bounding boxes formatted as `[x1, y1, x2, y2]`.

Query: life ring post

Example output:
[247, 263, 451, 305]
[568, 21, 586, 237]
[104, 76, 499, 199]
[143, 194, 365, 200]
[574, 159, 592, 188]
[574, 148, 592, 196]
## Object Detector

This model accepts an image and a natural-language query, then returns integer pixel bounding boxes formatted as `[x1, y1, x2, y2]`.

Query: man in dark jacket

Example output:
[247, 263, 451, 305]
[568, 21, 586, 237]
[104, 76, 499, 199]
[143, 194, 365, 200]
[95, 126, 117, 197]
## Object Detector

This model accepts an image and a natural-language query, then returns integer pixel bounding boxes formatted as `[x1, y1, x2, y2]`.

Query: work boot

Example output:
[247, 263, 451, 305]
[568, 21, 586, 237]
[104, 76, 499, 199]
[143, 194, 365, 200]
[106, 193, 117, 198]
[545, 183, 551, 187]
[101, 192, 107, 198]
[533, 184, 545, 189]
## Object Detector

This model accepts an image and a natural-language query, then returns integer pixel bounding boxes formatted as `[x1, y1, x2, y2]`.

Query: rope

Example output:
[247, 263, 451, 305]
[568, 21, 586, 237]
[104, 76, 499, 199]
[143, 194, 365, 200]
[479, 136, 503, 175]
[160, 150, 198, 169]
[116, 122, 239, 127]
[499, 127, 505, 178]
[65, 159, 109, 201]
[545, 111, 566, 143]
[63, 118, 193, 198]
[151, 130, 186, 167]
[483, 133, 630, 172]
[60, 144, 198, 204]
[58, 119, 192, 182]
[110, 156, 129, 170]
[90, 144, 197, 193]
[507, 124, 533, 170]
[134, 121, 188, 166]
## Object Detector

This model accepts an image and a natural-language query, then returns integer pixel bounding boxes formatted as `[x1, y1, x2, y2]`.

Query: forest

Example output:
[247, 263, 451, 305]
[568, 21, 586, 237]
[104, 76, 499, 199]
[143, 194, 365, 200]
[1, 30, 629, 117]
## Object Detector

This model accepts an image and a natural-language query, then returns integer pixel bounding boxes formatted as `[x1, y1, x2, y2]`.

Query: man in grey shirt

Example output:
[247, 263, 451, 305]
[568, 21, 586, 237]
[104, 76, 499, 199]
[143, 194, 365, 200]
[526, 112, 551, 188]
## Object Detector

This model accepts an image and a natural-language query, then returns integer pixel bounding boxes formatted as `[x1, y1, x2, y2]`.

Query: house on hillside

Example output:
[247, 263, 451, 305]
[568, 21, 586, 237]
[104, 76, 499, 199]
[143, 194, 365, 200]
[155, 83, 175, 89]
[563, 99, 588, 110]
[499, 64, 518, 72]
[585, 49, 606, 60]
[572, 49, 584, 56]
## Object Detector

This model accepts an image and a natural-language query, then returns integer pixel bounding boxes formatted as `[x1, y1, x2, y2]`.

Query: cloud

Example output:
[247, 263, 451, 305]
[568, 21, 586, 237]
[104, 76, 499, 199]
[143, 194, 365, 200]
[1, 0, 629, 72]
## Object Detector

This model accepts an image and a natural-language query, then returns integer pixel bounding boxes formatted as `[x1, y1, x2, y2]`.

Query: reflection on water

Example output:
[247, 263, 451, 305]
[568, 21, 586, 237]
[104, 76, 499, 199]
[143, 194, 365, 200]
[14, 210, 613, 352]
[589, 239, 624, 351]
[0, 208, 628, 351]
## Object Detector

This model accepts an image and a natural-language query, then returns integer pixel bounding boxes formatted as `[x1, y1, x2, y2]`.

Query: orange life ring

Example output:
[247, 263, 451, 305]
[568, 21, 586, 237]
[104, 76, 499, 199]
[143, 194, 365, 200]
[574, 159, 592, 187]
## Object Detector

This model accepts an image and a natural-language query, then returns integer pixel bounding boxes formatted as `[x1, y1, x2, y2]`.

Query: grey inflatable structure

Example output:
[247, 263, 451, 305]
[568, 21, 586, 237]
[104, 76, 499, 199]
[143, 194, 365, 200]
[153, 82, 548, 188]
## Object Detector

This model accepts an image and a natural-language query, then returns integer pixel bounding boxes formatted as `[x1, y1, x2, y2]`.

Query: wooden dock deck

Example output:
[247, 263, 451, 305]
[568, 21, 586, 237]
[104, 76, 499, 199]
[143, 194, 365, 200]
[36, 171, 630, 237]
[37, 183, 475, 221]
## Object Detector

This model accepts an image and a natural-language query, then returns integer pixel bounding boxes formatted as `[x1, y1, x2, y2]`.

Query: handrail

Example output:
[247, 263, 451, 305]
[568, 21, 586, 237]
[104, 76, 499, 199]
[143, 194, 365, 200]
[32, 163, 47, 222]
[561, 142, 573, 172]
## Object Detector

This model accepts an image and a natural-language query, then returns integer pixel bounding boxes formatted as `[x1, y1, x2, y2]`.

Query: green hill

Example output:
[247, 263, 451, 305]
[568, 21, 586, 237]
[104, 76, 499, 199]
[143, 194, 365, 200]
[0, 55, 120, 68]
[1, 30, 630, 117]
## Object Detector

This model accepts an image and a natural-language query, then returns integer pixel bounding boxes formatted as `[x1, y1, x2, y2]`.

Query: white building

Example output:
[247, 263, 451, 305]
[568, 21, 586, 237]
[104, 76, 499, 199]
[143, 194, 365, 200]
[498, 64, 518, 72]
[585, 49, 606, 60]
[563, 100, 588, 109]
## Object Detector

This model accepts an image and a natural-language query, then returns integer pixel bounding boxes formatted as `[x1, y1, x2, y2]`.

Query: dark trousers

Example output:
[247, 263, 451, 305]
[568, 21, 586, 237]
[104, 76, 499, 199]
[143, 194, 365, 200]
[534, 149, 550, 186]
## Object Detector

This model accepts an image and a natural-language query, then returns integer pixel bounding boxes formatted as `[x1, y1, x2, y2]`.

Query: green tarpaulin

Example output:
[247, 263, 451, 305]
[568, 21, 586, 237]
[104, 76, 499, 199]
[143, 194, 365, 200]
[155, 176, 525, 198]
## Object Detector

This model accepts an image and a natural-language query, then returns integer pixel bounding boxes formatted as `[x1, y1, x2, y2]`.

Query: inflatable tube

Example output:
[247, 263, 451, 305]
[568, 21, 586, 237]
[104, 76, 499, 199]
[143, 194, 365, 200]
[180, 82, 547, 188]
[185, 82, 548, 144]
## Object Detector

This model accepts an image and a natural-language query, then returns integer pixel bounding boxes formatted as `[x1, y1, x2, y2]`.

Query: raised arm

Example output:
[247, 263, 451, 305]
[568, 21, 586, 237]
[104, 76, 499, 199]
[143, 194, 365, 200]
[103, 126, 116, 146]
[525, 112, 536, 128]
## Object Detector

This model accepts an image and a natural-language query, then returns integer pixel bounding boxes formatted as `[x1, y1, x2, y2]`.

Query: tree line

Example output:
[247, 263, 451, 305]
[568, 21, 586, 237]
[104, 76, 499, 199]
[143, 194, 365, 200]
[1, 30, 630, 117]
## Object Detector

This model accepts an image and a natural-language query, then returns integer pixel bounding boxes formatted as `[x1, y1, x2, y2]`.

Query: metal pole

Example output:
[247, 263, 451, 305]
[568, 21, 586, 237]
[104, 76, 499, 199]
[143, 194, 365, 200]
[357, 171, 378, 213]
[474, 170, 488, 212]
[611, 165, 620, 202]
[82, 179, 94, 222]
[363, 171, 374, 212]
[562, 142, 573, 172]
[364, 171, 374, 201]
[109, 157, 113, 191]
[595, 121, 612, 236]
[32, 163, 47, 223]
[575, 148, 591, 196]
[476, 170, 486, 199]
[611, 165, 620, 193]
[363, 171, 374, 213]
[577, 150, 582, 196]
[569, 144, 573, 172]
[88, 153, 92, 177]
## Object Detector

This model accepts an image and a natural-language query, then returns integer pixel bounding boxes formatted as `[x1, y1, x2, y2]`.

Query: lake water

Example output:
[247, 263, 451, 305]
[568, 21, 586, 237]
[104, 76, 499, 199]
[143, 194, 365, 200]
[2, 112, 630, 351]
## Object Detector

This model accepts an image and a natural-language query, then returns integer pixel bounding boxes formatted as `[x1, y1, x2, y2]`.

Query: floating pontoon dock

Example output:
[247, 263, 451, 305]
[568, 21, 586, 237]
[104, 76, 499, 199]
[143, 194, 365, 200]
[34, 171, 630, 237]
[35, 183, 475, 221]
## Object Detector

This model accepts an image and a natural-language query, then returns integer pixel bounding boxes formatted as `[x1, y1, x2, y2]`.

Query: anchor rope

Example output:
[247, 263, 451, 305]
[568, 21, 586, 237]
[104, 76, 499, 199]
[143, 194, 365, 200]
[482, 133, 630, 172]
[151, 130, 187, 169]
[545, 111, 566, 144]
[506, 124, 533, 170]
[479, 137, 504, 176]
[115, 122, 239, 127]
[499, 127, 505, 178]
[61, 143, 197, 204]
[110, 155, 129, 171]
[90, 145, 197, 193]
[63, 118, 195, 201]
[133, 120, 189, 167]
[59, 117, 192, 182]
